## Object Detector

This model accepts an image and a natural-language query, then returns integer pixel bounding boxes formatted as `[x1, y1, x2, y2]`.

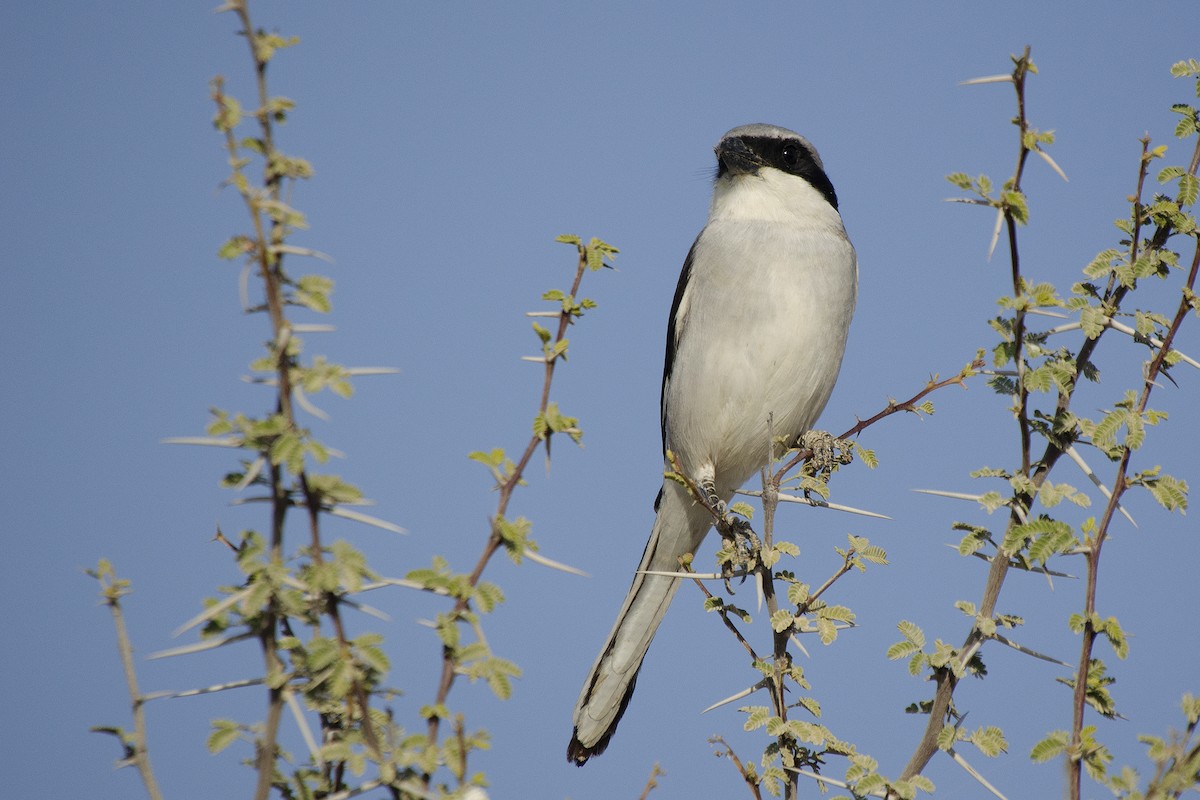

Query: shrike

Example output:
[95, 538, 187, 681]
[568, 124, 858, 764]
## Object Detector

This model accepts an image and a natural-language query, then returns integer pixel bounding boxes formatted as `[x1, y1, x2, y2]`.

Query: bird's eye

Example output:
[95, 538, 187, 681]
[780, 143, 801, 168]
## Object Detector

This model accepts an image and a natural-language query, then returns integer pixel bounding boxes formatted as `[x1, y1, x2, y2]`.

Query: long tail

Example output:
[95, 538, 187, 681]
[567, 482, 715, 764]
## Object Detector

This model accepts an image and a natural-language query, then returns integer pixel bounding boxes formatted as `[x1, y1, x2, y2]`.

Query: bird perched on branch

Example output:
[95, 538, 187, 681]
[568, 123, 858, 764]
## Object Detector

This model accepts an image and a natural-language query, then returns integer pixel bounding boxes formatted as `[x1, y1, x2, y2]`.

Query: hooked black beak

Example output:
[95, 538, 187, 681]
[715, 136, 760, 178]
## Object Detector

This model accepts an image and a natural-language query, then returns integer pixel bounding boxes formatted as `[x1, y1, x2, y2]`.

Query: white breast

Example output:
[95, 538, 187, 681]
[663, 169, 857, 495]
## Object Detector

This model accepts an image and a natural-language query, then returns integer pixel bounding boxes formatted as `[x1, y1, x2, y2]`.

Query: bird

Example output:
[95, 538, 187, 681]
[567, 124, 858, 765]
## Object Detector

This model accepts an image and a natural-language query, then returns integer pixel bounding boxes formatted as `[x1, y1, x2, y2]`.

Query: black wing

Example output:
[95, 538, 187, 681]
[655, 237, 698, 510]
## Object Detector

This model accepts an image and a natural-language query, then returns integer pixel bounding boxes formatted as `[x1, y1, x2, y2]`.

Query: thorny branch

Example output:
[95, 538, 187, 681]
[1066, 133, 1200, 800]
[217, 4, 384, 795]
[898, 52, 1200, 797]
[421, 240, 605, 791]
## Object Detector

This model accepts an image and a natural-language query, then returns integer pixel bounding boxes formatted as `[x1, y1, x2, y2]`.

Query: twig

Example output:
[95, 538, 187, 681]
[710, 736, 764, 800]
[91, 564, 164, 800]
[1067, 130, 1200, 800]
[773, 365, 981, 484]
[637, 763, 666, 800]
[684, 562, 761, 662]
[422, 238, 609, 790]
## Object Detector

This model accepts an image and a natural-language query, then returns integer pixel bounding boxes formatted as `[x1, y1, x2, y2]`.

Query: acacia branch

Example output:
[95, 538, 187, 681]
[92, 565, 164, 800]
[772, 365, 980, 485]
[1066, 131, 1200, 800]
[219, 3, 385, 793]
[422, 241, 601, 790]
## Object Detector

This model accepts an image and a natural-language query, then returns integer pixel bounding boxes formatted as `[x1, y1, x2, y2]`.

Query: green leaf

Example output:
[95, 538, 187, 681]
[252, 31, 300, 63]
[474, 581, 505, 613]
[295, 274, 333, 313]
[787, 582, 810, 606]
[821, 605, 855, 624]
[1003, 516, 1073, 558]
[971, 725, 1008, 757]
[817, 617, 837, 645]
[257, 198, 308, 230]
[854, 443, 879, 468]
[728, 501, 754, 520]
[1003, 189, 1029, 224]
[484, 656, 521, 700]
[897, 619, 925, 647]
[1030, 731, 1069, 763]
[775, 540, 800, 557]
[770, 609, 794, 633]
[743, 705, 771, 731]
[887, 640, 919, 661]
[978, 491, 1006, 513]
[217, 235, 253, 260]
[207, 719, 242, 754]
[1145, 473, 1189, 512]
[909, 774, 935, 794]
[213, 93, 242, 131]
[1091, 408, 1126, 450]
[946, 172, 973, 190]
[1171, 58, 1200, 78]
[1079, 305, 1107, 338]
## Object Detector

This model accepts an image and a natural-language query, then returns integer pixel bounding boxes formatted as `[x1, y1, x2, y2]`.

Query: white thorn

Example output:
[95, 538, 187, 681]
[701, 678, 769, 714]
[268, 244, 335, 263]
[344, 366, 402, 376]
[141, 677, 262, 702]
[948, 747, 1012, 800]
[285, 689, 324, 764]
[636, 569, 750, 580]
[1035, 147, 1069, 182]
[987, 206, 1004, 260]
[522, 547, 589, 577]
[787, 768, 888, 798]
[1025, 308, 1070, 319]
[735, 490, 892, 519]
[960, 74, 1015, 86]
[789, 634, 811, 658]
[149, 632, 255, 659]
[1063, 444, 1138, 528]
[160, 436, 240, 447]
[171, 586, 254, 638]
[991, 633, 1071, 667]
[914, 488, 985, 503]
[326, 506, 408, 534]
[294, 386, 329, 421]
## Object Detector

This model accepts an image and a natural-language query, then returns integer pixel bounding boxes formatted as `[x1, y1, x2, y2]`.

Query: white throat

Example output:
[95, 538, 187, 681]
[708, 168, 844, 233]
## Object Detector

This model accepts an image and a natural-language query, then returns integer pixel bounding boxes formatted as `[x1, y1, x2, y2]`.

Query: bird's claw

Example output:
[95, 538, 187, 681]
[798, 429, 853, 483]
[719, 516, 760, 590]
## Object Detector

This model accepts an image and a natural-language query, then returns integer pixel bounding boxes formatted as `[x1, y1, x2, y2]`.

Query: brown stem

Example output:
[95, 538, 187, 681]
[1067, 133, 1200, 800]
[773, 366, 980, 484]
[422, 243, 596, 789]
[712, 737, 765, 800]
[100, 574, 165, 800]
[997, 46, 1036, 483]
[685, 567, 761, 661]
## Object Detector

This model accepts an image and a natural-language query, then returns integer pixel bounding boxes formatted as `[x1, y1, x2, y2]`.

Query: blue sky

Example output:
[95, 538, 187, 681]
[3, 2, 1198, 798]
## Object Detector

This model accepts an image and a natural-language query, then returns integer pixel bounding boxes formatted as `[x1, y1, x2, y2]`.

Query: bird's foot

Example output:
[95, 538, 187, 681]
[699, 475, 726, 519]
[718, 516, 760, 590]
[798, 429, 854, 484]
